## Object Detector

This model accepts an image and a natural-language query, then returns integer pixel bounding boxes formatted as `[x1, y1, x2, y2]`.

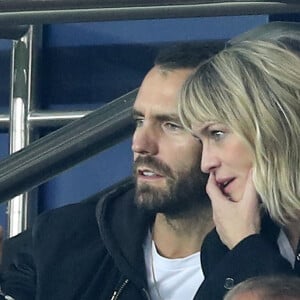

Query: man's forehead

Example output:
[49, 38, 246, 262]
[133, 90, 180, 114]
[133, 66, 192, 117]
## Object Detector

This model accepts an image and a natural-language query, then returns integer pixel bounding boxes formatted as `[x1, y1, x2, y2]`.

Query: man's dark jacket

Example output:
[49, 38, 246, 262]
[1, 177, 209, 300]
[2, 178, 156, 299]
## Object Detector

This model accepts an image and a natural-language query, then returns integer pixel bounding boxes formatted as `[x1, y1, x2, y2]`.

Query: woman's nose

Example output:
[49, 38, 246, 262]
[201, 143, 220, 173]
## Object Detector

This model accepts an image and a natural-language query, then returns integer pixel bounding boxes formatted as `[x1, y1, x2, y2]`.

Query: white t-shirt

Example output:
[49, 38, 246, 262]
[143, 232, 204, 300]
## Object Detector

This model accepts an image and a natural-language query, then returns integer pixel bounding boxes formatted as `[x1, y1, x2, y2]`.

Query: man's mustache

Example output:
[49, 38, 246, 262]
[133, 156, 174, 179]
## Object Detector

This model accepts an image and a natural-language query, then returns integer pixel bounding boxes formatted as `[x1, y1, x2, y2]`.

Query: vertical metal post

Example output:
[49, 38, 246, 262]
[8, 25, 42, 237]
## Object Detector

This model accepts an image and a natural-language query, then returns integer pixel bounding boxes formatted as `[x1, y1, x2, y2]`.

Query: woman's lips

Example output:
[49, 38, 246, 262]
[217, 177, 235, 196]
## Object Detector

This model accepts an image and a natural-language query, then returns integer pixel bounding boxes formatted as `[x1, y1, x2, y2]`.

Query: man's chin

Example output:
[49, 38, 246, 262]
[135, 188, 170, 211]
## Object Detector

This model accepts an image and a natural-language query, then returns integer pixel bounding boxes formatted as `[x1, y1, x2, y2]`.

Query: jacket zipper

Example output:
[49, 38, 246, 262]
[110, 279, 151, 300]
[110, 279, 129, 300]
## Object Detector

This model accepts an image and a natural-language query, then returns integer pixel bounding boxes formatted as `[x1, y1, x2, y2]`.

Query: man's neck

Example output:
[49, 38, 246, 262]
[151, 205, 213, 259]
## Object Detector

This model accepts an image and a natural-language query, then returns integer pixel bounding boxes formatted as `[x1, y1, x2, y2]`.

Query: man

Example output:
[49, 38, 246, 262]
[1, 41, 223, 299]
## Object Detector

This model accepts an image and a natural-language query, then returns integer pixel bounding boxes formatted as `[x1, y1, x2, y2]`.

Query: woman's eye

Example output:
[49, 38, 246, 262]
[210, 130, 224, 141]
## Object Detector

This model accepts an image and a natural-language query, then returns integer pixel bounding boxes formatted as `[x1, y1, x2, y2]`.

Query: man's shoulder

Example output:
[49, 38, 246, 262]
[34, 176, 135, 233]
[1, 177, 136, 281]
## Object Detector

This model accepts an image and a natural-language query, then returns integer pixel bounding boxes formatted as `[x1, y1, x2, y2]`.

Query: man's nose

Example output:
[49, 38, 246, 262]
[131, 127, 159, 156]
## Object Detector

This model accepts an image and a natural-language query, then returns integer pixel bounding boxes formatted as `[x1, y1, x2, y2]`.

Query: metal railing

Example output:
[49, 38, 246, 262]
[0, 1, 299, 25]
[1, 89, 137, 204]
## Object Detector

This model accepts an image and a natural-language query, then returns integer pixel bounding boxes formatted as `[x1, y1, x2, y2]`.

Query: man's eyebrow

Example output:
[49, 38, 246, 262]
[132, 109, 143, 118]
[132, 109, 181, 123]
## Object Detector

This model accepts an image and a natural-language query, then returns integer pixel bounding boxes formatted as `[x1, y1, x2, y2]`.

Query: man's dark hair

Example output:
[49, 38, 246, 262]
[154, 40, 225, 70]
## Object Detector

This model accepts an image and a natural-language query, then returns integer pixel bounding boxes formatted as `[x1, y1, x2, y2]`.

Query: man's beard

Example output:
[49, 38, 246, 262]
[133, 156, 208, 218]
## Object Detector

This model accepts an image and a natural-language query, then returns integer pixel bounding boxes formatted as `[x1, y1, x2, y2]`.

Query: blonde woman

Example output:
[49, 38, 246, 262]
[178, 28, 300, 299]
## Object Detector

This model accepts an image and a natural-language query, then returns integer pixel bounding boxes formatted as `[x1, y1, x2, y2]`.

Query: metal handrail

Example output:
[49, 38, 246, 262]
[0, 89, 137, 204]
[0, 110, 93, 130]
[0, 1, 299, 26]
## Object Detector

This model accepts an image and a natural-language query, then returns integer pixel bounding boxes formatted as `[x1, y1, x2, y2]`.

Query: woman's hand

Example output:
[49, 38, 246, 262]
[206, 169, 261, 249]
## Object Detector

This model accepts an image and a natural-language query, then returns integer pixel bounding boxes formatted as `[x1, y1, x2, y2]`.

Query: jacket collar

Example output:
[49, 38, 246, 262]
[95, 177, 154, 288]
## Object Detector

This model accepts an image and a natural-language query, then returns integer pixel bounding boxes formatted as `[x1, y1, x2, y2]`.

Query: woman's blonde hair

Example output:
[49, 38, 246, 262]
[178, 39, 300, 225]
